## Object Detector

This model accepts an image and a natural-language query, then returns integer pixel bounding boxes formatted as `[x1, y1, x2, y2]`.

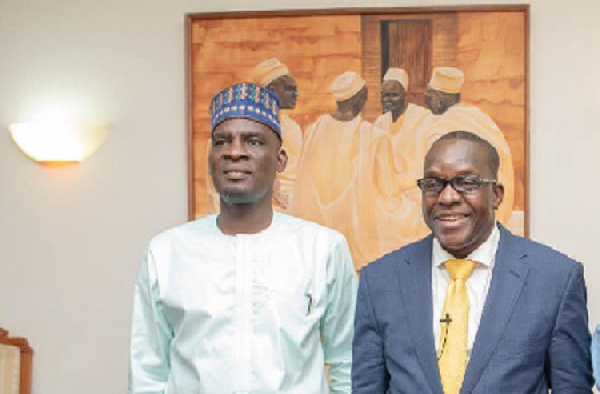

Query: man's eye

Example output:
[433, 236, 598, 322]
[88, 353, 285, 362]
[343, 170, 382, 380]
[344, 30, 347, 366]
[456, 177, 479, 187]
[213, 139, 227, 147]
[423, 179, 441, 188]
[248, 138, 262, 146]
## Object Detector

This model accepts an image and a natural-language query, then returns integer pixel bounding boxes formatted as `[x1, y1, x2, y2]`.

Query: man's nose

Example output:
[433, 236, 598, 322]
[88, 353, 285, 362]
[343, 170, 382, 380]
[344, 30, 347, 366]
[225, 138, 247, 158]
[437, 182, 461, 204]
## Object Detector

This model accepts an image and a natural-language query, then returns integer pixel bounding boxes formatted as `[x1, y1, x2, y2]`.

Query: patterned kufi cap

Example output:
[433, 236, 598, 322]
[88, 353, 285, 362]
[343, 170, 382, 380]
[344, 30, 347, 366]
[330, 71, 366, 101]
[428, 67, 464, 94]
[383, 67, 409, 90]
[252, 58, 290, 86]
[210, 82, 281, 137]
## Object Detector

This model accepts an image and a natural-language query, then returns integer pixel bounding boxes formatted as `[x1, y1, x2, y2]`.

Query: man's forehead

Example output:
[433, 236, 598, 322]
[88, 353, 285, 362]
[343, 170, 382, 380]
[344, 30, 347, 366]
[424, 159, 481, 175]
[425, 139, 489, 171]
[281, 75, 296, 85]
[214, 117, 271, 132]
[426, 87, 444, 96]
[213, 117, 281, 142]
[431, 137, 483, 153]
[382, 80, 402, 90]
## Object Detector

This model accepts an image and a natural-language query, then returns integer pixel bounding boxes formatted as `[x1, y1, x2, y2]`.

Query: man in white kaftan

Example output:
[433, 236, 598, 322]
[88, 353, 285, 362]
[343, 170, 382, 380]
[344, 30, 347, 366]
[129, 82, 357, 394]
[373, 67, 433, 233]
[423, 67, 515, 224]
[291, 71, 426, 269]
[252, 58, 303, 210]
[130, 212, 356, 393]
[374, 67, 432, 183]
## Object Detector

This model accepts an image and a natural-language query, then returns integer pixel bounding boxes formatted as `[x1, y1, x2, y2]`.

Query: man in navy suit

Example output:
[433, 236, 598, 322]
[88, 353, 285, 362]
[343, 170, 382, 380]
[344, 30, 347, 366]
[352, 131, 593, 393]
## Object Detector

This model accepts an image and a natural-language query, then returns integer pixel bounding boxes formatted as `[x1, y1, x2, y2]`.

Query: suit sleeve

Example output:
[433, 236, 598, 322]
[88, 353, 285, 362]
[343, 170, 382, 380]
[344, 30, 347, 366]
[547, 262, 594, 392]
[128, 247, 174, 394]
[352, 267, 389, 392]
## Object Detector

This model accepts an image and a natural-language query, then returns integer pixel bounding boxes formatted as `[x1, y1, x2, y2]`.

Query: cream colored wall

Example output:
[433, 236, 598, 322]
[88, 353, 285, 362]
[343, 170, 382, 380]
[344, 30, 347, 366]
[0, 0, 598, 392]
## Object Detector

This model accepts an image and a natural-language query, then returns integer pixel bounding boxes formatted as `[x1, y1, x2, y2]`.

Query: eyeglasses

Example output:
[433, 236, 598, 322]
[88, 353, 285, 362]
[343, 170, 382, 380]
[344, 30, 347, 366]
[416, 175, 497, 194]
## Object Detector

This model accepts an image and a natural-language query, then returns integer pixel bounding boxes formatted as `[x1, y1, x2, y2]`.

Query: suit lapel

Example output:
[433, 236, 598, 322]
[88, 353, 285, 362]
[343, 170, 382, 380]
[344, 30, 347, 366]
[395, 236, 444, 394]
[461, 226, 530, 393]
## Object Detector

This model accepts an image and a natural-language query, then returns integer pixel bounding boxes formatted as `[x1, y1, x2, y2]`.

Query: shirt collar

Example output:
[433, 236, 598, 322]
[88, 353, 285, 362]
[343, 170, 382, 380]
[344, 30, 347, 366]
[213, 211, 282, 237]
[433, 222, 500, 269]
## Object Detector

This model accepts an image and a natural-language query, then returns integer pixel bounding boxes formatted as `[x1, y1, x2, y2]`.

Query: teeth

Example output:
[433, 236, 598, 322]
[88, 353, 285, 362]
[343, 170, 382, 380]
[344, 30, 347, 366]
[225, 171, 247, 177]
[438, 214, 465, 221]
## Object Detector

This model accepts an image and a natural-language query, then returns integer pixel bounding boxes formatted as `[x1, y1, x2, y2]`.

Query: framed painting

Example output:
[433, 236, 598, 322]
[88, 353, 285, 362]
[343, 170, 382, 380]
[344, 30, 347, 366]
[186, 5, 529, 270]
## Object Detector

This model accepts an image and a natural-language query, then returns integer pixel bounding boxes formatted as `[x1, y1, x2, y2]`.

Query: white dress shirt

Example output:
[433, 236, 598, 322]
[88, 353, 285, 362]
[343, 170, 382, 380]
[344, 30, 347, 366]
[129, 212, 357, 394]
[432, 223, 500, 357]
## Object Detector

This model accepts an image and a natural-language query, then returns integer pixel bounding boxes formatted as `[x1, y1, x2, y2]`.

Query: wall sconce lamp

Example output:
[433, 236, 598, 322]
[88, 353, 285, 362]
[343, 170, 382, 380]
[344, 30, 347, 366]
[9, 121, 106, 164]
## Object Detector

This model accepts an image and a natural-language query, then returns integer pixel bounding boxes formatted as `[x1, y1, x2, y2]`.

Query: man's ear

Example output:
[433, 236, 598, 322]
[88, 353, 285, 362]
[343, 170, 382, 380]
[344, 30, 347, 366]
[277, 146, 288, 173]
[492, 182, 505, 210]
[207, 139, 213, 175]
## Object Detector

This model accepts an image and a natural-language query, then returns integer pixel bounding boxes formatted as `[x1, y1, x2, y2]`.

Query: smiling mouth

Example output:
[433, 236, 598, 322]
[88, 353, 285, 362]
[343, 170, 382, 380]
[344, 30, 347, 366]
[224, 170, 251, 179]
[436, 213, 468, 222]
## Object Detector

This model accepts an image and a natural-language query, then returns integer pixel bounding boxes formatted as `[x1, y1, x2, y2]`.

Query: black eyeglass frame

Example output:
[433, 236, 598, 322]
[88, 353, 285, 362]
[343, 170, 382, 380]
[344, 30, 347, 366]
[416, 175, 497, 194]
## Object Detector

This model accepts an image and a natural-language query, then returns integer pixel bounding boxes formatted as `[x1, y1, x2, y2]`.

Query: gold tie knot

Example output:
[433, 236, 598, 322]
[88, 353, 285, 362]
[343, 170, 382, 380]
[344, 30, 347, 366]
[445, 259, 476, 280]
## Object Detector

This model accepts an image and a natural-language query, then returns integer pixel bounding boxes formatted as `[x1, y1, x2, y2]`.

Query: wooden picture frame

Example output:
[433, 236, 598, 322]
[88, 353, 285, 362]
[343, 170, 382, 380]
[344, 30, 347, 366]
[186, 5, 529, 270]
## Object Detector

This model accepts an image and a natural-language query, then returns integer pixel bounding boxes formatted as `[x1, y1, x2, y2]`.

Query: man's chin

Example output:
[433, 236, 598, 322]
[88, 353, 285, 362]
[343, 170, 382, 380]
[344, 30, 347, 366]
[434, 228, 470, 252]
[438, 238, 474, 258]
[219, 189, 271, 206]
[217, 186, 247, 202]
[220, 192, 250, 205]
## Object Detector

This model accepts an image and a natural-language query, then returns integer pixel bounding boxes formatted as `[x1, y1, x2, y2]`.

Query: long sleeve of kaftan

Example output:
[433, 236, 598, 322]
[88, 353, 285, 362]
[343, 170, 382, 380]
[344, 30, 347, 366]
[592, 325, 600, 389]
[129, 248, 174, 394]
[321, 236, 358, 393]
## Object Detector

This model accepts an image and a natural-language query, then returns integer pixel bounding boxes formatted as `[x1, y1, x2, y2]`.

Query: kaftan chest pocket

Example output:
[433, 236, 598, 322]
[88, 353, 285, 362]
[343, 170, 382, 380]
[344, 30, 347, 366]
[253, 255, 312, 313]
[257, 288, 316, 340]
[271, 290, 312, 318]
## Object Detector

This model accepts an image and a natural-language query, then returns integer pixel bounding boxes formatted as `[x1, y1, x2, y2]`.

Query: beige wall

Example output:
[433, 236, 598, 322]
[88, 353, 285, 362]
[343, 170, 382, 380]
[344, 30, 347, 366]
[0, 0, 598, 392]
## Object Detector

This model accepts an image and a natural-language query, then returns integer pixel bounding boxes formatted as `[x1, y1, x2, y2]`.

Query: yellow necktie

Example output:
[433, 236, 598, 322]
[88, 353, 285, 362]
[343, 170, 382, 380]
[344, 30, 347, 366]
[438, 259, 476, 394]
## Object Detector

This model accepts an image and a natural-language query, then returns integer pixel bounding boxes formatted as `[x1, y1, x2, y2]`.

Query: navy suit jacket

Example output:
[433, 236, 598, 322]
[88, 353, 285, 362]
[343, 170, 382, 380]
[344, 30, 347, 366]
[352, 225, 593, 393]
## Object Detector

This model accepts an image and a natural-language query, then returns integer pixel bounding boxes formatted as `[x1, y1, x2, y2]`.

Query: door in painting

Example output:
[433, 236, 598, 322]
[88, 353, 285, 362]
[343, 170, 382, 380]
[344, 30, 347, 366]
[380, 19, 432, 106]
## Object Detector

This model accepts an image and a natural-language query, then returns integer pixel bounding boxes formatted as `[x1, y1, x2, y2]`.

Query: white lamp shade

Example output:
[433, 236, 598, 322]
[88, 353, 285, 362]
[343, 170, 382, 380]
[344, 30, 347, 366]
[9, 122, 106, 162]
